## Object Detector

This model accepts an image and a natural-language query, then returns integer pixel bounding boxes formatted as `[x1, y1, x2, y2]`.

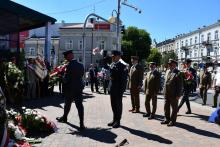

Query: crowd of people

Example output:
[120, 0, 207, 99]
[0, 56, 51, 110]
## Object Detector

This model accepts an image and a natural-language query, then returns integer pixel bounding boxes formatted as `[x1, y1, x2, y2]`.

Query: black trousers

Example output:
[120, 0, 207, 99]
[90, 78, 99, 92]
[103, 80, 109, 94]
[63, 90, 84, 125]
[178, 87, 191, 112]
[110, 89, 123, 122]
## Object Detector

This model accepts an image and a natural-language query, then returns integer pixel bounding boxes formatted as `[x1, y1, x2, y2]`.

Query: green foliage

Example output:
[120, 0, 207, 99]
[161, 51, 178, 66]
[147, 48, 162, 66]
[121, 26, 151, 63]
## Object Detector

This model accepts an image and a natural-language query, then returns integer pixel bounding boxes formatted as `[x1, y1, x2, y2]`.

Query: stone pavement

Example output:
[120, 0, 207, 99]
[24, 86, 220, 147]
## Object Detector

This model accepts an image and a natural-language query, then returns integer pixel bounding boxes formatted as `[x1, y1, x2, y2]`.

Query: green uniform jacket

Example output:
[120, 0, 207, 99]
[144, 70, 161, 95]
[164, 68, 183, 98]
[199, 70, 212, 89]
[129, 64, 143, 89]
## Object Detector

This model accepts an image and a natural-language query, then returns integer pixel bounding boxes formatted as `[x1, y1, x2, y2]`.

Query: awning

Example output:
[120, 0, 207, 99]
[0, 0, 56, 35]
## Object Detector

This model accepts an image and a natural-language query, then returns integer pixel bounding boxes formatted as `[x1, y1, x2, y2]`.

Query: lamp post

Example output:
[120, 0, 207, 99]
[82, 13, 116, 69]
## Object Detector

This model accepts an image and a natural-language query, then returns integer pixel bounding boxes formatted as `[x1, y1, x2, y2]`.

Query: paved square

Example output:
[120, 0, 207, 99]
[26, 86, 220, 147]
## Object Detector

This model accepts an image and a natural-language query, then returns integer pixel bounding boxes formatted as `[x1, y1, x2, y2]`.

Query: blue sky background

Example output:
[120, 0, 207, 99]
[13, 0, 220, 42]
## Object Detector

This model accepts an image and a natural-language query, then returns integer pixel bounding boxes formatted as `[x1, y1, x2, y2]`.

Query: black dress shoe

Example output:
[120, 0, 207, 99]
[185, 111, 191, 114]
[143, 113, 150, 117]
[161, 120, 170, 124]
[79, 124, 86, 131]
[167, 121, 175, 127]
[212, 106, 217, 108]
[112, 122, 120, 128]
[202, 103, 206, 106]
[148, 114, 155, 120]
[107, 120, 115, 126]
[56, 116, 67, 123]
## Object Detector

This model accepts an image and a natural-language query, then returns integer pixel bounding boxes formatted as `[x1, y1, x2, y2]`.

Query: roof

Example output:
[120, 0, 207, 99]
[60, 23, 94, 29]
[0, 0, 56, 35]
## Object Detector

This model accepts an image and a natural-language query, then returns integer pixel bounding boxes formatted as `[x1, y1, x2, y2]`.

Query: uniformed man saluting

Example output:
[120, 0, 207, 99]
[56, 50, 85, 130]
[107, 50, 128, 128]
[161, 59, 183, 126]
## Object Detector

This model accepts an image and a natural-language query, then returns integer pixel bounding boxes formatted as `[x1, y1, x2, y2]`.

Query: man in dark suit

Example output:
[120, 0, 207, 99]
[56, 50, 85, 130]
[161, 59, 183, 126]
[89, 64, 99, 93]
[107, 50, 128, 128]
[128, 56, 143, 113]
[143, 62, 161, 119]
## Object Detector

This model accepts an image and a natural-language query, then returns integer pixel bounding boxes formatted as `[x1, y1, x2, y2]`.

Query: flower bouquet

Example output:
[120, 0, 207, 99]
[49, 61, 67, 89]
[5, 62, 24, 104]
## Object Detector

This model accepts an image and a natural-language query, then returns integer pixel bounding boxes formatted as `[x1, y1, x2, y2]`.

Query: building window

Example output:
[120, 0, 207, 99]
[215, 30, 219, 40]
[65, 40, 73, 50]
[181, 41, 183, 47]
[195, 36, 198, 44]
[181, 52, 183, 59]
[189, 51, 192, 58]
[99, 40, 105, 50]
[78, 40, 83, 50]
[190, 38, 192, 46]
[201, 34, 204, 42]
[176, 42, 179, 48]
[207, 32, 211, 41]
[29, 47, 36, 56]
[185, 40, 188, 46]
[194, 50, 197, 57]
[201, 49, 203, 56]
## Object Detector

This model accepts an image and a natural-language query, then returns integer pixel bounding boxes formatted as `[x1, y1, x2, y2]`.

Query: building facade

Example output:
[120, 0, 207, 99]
[175, 20, 220, 64]
[156, 39, 175, 55]
[59, 22, 118, 69]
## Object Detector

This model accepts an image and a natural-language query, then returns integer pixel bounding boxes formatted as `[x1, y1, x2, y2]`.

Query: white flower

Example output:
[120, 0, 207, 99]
[22, 107, 26, 110]
[14, 128, 25, 140]
[35, 116, 40, 120]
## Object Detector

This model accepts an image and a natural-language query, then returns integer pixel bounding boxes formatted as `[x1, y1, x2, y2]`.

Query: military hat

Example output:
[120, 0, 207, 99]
[111, 50, 121, 56]
[168, 59, 178, 64]
[63, 50, 73, 56]
[149, 62, 156, 65]
[185, 59, 192, 63]
[131, 56, 139, 60]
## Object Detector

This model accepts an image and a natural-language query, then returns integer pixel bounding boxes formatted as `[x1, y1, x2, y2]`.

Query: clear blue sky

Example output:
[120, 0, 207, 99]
[13, 0, 220, 42]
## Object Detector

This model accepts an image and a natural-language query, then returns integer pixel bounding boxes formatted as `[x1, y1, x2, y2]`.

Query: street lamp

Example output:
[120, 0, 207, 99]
[82, 13, 115, 69]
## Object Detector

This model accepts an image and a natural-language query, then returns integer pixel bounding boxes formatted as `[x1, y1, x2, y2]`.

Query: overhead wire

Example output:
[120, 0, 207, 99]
[47, 0, 107, 15]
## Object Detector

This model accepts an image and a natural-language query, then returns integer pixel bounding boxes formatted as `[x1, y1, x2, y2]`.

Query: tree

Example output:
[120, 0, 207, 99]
[161, 51, 178, 66]
[147, 48, 162, 66]
[121, 26, 151, 63]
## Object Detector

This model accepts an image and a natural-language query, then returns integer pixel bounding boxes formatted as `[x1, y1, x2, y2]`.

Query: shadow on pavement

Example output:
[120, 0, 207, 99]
[82, 92, 95, 99]
[178, 113, 210, 122]
[23, 92, 64, 110]
[120, 125, 172, 144]
[176, 122, 220, 139]
[67, 122, 117, 144]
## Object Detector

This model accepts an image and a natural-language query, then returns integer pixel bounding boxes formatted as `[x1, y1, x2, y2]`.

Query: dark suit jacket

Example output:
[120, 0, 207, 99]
[110, 61, 128, 94]
[63, 59, 84, 98]
[164, 68, 183, 99]
[144, 70, 160, 95]
[129, 64, 143, 89]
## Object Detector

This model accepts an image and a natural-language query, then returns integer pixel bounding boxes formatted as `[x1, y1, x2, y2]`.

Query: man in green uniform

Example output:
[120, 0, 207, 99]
[161, 59, 183, 126]
[143, 62, 161, 119]
[199, 63, 212, 105]
[128, 56, 143, 113]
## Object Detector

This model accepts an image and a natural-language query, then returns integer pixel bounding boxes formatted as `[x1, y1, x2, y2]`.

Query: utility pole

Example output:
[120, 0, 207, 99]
[116, 0, 121, 51]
